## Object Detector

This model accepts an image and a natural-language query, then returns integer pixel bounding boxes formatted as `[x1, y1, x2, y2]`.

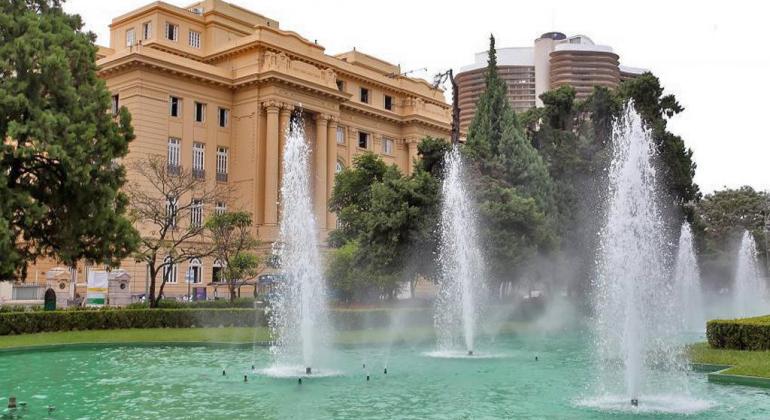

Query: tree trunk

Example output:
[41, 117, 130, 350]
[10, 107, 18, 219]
[148, 267, 158, 308]
[229, 282, 237, 302]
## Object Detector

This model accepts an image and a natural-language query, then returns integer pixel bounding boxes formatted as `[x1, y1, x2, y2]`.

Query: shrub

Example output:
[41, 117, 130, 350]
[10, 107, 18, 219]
[125, 297, 258, 310]
[707, 315, 770, 350]
[0, 309, 264, 336]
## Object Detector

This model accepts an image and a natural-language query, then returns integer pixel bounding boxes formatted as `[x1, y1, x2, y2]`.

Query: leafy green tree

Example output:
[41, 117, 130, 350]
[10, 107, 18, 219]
[0, 0, 138, 279]
[464, 35, 557, 285]
[327, 144, 443, 301]
[695, 186, 769, 287]
[619, 73, 699, 210]
[206, 211, 261, 302]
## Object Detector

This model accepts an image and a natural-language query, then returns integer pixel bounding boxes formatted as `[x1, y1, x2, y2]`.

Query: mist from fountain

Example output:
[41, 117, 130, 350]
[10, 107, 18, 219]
[593, 103, 688, 409]
[733, 230, 767, 318]
[266, 113, 329, 376]
[673, 222, 705, 331]
[433, 146, 485, 357]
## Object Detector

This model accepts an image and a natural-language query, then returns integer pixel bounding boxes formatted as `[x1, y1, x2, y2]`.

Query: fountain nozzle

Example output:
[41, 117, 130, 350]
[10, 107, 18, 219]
[366, 375, 370, 381]
[384, 368, 387, 375]
[467, 350, 473, 356]
[306, 367, 312, 375]
[244, 375, 248, 383]
[631, 398, 639, 407]
[222, 370, 226, 376]
[298, 378, 302, 385]
[8, 396, 16, 409]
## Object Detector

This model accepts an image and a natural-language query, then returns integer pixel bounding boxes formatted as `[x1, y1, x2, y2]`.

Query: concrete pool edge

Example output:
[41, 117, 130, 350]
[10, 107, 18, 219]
[691, 363, 770, 389]
[0, 340, 266, 353]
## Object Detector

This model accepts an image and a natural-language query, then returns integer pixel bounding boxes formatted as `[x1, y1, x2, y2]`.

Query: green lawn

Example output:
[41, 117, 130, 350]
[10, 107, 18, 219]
[688, 342, 770, 378]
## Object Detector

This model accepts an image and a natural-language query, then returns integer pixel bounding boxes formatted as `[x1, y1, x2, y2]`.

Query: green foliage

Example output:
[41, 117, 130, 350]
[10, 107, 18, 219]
[0, 0, 139, 278]
[206, 211, 261, 301]
[0, 308, 262, 335]
[694, 186, 769, 282]
[464, 35, 557, 283]
[619, 72, 699, 208]
[707, 315, 770, 351]
[125, 297, 257, 309]
[415, 136, 451, 177]
[328, 145, 442, 301]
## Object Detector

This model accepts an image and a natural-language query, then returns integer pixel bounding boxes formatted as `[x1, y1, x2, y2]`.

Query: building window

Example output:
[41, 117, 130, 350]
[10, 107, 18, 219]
[214, 201, 227, 215]
[188, 258, 202, 284]
[192, 143, 205, 179]
[188, 30, 201, 49]
[194, 102, 205, 122]
[125, 28, 136, 47]
[384, 95, 393, 111]
[142, 22, 152, 40]
[165, 198, 178, 228]
[358, 131, 369, 149]
[169, 96, 181, 117]
[218, 107, 229, 128]
[382, 137, 394, 155]
[336, 80, 345, 92]
[165, 22, 178, 41]
[336, 126, 345, 145]
[336, 160, 344, 174]
[360, 87, 369, 103]
[216, 147, 228, 182]
[190, 199, 203, 228]
[111, 94, 119, 116]
[167, 138, 181, 173]
[163, 256, 177, 284]
[212, 259, 224, 283]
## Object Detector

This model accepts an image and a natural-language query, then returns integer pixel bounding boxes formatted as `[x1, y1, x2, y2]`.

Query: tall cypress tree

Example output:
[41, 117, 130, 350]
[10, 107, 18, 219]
[464, 35, 557, 285]
[0, 0, 138, 278]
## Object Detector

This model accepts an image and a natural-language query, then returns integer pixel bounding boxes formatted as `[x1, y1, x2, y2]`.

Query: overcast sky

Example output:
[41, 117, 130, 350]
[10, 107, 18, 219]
[64, 0, 769, 194]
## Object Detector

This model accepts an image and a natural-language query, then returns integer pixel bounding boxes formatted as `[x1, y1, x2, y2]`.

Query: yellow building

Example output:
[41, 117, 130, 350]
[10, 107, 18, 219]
[26, 0, 451, 300]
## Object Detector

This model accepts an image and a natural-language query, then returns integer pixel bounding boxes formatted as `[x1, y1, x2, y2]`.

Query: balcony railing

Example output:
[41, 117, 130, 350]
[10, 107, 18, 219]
[216, 172, 228, 182]
[192, 168, 205, 179]
[167, 164, 181, 176]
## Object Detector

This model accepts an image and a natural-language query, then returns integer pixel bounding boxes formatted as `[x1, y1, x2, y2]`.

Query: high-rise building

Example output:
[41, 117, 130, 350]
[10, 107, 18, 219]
[456, 32, 645, 132]
[24, 0, 451, 299]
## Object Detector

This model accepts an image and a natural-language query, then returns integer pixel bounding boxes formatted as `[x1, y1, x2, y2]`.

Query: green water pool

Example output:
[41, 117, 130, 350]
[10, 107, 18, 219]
[1, 331, 768, 419]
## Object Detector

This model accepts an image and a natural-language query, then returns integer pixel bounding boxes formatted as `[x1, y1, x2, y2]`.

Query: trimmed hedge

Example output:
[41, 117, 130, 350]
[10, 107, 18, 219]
[707, 315, 770, 351]
[0, 309, 263, 336]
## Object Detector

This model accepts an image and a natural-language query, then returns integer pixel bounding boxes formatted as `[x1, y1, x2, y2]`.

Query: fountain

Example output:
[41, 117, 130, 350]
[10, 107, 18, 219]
[267, 111, 329, 376]
[433, 146, 485, 357]
[592, 103, 688, 409]
[733, 231, 767, 318]
[673, 222, 705, 331]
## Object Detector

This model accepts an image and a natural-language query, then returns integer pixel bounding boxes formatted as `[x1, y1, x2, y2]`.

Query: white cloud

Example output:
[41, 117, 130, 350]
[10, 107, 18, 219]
[64, 0, 770, 193]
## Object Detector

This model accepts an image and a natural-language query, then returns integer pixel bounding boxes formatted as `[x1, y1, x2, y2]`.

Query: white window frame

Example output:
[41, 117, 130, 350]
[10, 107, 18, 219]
[214, 201, 226, 215]
[165, 22, 178, 41]
[163, 256, 177, 284]
[169, 96, 181, 117]
[188, 30, 201, 49]
[142, 21, 152, 40]
[216, 147, 228, 177]
[192, 142, 205, 172]
[190, 199, 203, 228]
[165, 197, 178, 228]
[382, 137, 394, 155]
[336, 126, 345, 145]
[212, 259, 224, 283]
[188, 258, 202, 284]
[125, 28, 136, 47]
[194, 102, 206, 123]
[218, 107, 229, 128]
[167, 137, 181, 169]
[358, 131, 369, 149]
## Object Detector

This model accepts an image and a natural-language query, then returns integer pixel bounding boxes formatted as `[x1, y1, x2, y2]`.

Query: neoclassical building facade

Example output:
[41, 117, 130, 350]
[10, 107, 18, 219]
[26, 0, 450, 299]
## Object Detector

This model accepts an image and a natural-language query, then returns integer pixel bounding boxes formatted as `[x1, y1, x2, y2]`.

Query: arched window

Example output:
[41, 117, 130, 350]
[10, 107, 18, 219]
[162, 256, 177, 284]
[212, 259, 224, 283]
[336, 160, 345, 174]
[188, 258, 202, 284]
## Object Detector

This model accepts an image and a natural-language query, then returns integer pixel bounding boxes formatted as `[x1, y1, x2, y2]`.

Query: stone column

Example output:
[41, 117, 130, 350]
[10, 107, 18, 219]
[406, 137, 420, 175]
[314, 113, 329, 229]
[278, 105, 292, 179]
[326, 117, 339, 229]
[263, 102, 280, 226]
